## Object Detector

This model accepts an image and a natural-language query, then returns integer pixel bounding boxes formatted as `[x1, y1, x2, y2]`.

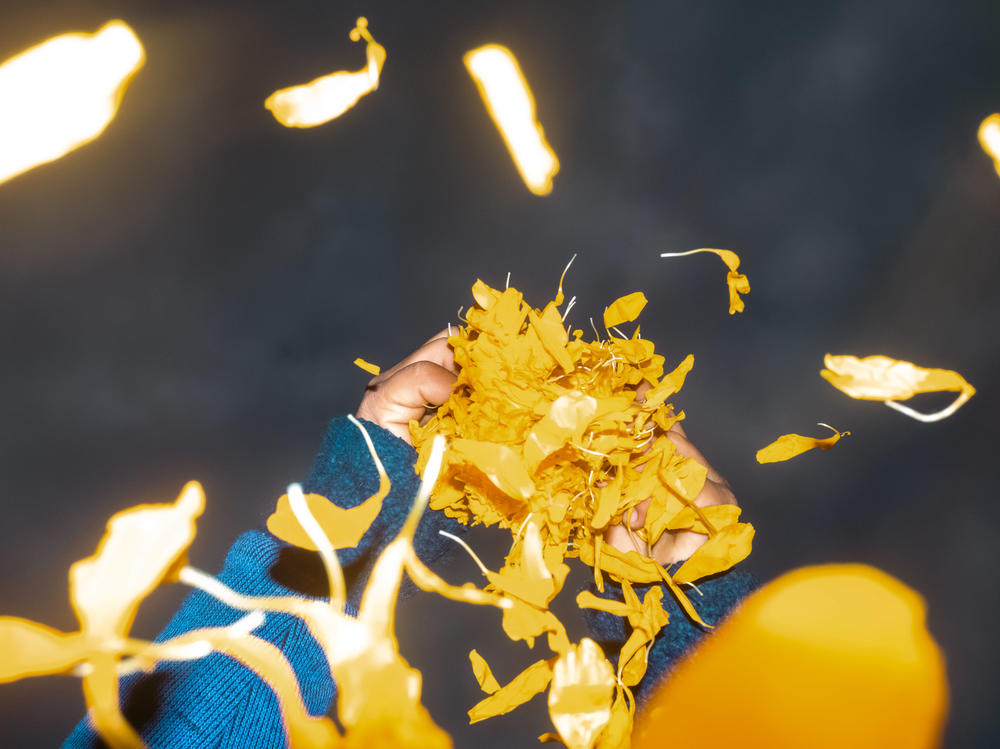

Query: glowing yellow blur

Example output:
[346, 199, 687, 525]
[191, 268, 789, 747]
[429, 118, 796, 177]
[464, 45, 559, 196]
[265, 17, 385, 128]
[0, 21, 144, 187]
[979, 114, 1000, 178]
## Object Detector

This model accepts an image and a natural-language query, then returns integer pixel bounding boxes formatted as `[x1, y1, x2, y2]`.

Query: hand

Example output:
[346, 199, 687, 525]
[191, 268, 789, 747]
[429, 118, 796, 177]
[356, 330, 458, 445]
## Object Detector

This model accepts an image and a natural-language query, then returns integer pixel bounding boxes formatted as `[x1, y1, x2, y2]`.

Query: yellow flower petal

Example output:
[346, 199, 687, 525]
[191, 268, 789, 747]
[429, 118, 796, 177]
[821, 354, 975, 422]
[265, 17, 385, 128]
[353, 357, 381, 376]
[469, 649, 501, 694]
[756, 424, 849, 464]
[979, 113, 1000, 177]
[469, 658, 554, 723]
[603, 292, 647, 329]
[672, 522, 755, 585]
[548, 638, 616, 749]
[660, 248, 750, 314]
[0, 618, 86, 682]
[69, 481, 204, 639]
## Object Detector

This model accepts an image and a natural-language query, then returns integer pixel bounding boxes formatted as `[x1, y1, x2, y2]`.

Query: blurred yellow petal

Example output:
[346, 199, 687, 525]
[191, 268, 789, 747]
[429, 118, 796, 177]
[265, 17, 385, 128]
[268, 489, 383, 551]
[0, 618, 86, 682]
[979, 113, 1000, 177]
[69, 481, 204, 639]
[0, 20, 144, 186]
[464, 45, 559, 196]
[353, 357, 381, 376]
[822, 354, 975, 422]
[756, 424, 849, 464]
[469, 649, 501, 694]
[595, 687, 633, 749]
[634, 565, 948, 749]
[603, 292, 647, 330]
[672, 522, 754, 585]
[548, 638, 616, 749]
[660, 248, 750, 314]
[469, 658, 554, 723]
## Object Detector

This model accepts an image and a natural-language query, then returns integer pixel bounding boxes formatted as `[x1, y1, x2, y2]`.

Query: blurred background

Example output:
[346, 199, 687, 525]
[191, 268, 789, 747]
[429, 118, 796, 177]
[1, 0, 998, 745]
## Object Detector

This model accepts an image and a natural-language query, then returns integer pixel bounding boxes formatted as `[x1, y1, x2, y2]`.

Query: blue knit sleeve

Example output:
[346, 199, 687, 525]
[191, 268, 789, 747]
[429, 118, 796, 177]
[581, 564, 759, 704]
[63, 416, 461, 748]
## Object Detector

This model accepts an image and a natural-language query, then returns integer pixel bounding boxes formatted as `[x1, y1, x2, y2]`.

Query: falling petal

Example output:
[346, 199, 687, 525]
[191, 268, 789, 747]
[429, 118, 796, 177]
[548, 638, 616, 749]
[603, 292, 647, 330]
[469, 649, 501, 694]
[0, 20, 144, 186]
[69, 481, 205, 639]
[979, 113, 1000, 177]
[464, 45, 560, 195]
[756, 424, 849, 464]
[469, 658, 555, 723]
[0, 618, 86, 682]
[660, 248, 750, 314]
[353, 357, 381, 376]
[821, 354, 975, 422]
[265, 17, 385, 128]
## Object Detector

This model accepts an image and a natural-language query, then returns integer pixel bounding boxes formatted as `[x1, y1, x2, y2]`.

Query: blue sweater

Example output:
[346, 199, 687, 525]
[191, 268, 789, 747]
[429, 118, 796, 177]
[65, 417, 755, 747]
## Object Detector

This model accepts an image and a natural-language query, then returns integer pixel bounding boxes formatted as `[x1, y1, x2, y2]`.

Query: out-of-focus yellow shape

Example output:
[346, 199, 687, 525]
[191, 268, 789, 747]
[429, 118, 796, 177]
[70, 481, 205, 640]
[353, 357, 381, 376]
[265, 17, 385, 128]
[268, 415, 389, 551]
[756, 423, 849, 464]
[464, 44, 560, 195]
[821, 354, 976, 422]
[603, 292, 648, 330]
[979, 113, 1000, 177]
[0, 20, 144, 186]
[660, 248, 750, 314]
[548, 638, 616, 749]
[633, 565, 948, 749]
[469, 649, 501, 694]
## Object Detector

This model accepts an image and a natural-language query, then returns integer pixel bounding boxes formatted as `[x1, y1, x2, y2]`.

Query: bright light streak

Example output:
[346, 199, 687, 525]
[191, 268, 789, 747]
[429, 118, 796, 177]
[464, 45, 559, 196]
[265, 17, 385, 128]
[978, 114, 1000, 178]
[0, 20, 145, 187]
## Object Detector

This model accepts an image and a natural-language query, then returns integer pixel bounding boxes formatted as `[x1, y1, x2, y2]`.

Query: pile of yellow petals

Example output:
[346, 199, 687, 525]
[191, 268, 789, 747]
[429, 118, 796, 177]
[412, 276, 755, 745]
[822, 354, 975, 423]
[633, 564, 948, 749]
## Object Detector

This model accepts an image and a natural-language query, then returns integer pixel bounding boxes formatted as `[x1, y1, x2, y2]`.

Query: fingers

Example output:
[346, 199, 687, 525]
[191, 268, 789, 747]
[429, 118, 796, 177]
[357, 360, 457, 444]
[367, 330, 456, 387]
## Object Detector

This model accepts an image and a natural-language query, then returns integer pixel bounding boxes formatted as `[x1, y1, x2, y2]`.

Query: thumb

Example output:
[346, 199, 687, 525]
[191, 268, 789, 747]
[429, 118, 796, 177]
[356, 360, 457, 444]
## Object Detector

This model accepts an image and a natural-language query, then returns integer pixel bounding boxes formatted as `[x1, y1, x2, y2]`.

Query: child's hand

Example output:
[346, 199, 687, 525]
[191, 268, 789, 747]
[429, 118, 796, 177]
[356, 330, 457, 445]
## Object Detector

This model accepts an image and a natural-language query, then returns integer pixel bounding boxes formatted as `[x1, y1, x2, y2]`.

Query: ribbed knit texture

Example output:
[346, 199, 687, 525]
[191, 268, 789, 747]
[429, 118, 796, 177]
[63, 417, 462, 748]
[64, 416, 757, 746]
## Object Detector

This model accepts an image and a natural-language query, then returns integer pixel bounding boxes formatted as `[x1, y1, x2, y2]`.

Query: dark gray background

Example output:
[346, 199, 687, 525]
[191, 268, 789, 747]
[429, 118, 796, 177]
[1, 1, 998, 746]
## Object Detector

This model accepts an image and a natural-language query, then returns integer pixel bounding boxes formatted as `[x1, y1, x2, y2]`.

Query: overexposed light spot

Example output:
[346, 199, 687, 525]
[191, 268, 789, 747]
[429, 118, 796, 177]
[0, 20, 144, 186]
[464, 45, 559, 195]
